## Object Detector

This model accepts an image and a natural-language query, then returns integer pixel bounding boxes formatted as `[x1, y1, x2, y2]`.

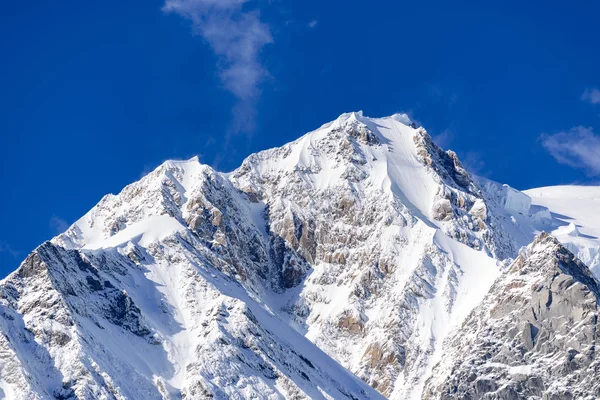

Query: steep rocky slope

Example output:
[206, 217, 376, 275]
[0, 240, 382, 399]
[227, 112, 521, 398]
[1, 111, 598, 399]
[423, 233, 600, 399]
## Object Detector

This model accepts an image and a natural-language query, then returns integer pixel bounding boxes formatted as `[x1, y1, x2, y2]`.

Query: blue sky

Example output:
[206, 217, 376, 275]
[1, 0, 600, 275]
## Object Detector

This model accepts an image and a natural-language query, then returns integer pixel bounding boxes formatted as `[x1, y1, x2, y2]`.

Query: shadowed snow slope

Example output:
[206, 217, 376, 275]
[1, 112, 599, 399]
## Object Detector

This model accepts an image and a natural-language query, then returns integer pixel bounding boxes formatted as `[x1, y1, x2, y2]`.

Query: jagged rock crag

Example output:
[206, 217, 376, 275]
[1, 111, 598, 399]
[423, 233, 600, 400]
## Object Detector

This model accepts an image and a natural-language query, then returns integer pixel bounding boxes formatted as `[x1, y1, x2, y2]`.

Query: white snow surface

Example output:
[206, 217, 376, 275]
[525, 185, 600, 276]
[1, 111, 599, 399]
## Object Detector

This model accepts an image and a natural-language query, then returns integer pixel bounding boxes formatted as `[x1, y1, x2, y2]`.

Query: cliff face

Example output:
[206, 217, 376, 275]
[423, 232, 600, 400]
[2, 111, 598, 399]
[228, 111, 516, 398]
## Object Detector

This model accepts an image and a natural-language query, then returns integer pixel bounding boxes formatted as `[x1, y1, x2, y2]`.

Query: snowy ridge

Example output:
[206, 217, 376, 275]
[525, 185, 600, 276]
[229, 111, 515, 397]
[0, 240, 382, 399]
[423, 233, 600, 399]
[1, 111, 600, 399]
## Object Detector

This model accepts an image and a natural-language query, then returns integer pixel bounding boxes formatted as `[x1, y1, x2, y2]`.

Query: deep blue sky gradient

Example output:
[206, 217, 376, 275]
[1, 0, 599, 275]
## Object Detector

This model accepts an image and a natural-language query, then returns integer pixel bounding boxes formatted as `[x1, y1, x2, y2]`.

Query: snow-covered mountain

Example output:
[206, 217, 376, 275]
[525, 186, 600, 276]
[1, 111, 599, 399]
[423, 232, 600, 399]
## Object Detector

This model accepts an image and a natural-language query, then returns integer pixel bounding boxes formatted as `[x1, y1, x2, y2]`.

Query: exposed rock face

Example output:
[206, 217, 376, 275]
[0, 235, 380, 399]
[423, 233, 600, 400]
[524, 185, 600, 280]
[230, 112, 508, 398]
[1, 111, 598, 399]
[413, 128, 520, 260]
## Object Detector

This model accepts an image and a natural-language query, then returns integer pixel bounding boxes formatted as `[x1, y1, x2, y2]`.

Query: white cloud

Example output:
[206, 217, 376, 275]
[0, 241, 19, 258]
[432, 129, 453, 149]
[582, 88, 600, 105]
[461, 151, 486, 175]
[163, 0, 272, 131]
[541, 126, 600, 176]
[308, 20, 318, 28]
[49, 215, 70, 234]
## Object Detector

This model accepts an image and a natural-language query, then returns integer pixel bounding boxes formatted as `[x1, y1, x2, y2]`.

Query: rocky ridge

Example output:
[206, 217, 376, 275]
[0, 111, 597, 399]
[423, 233, 600, 399]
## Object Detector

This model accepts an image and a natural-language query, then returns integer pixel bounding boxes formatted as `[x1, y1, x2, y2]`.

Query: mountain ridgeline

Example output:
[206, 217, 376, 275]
[1, 111, 599, 399]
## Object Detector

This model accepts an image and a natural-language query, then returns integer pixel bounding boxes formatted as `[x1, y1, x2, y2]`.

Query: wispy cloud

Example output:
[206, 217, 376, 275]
[308, 20, 318, 28]
[49, 215, 70, 235]
[163, 0, 272, 132]
[0, 241, 20, 259]
[541, 126, 600, 176]
[432, 129, 453, 149]
[460, 151, 487, 176]
[582, 88, 600, 105]
[423, 82, 459, 105]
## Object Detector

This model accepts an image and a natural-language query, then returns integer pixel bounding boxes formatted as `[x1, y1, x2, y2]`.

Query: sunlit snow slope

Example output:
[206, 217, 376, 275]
[1, 111, 599, 400]
[525, 185, 600, 276]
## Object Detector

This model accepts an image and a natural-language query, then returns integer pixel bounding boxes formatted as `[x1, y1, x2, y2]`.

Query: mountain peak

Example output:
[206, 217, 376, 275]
[6, 111, 600, 399]
[519, 232, 600, 299]
[390, 112, 414, 125]
[322, 111, 415, 131]
[424, 231, 600, 399]
[161, 155, 201, 169]
[337, 110, 364, 121]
